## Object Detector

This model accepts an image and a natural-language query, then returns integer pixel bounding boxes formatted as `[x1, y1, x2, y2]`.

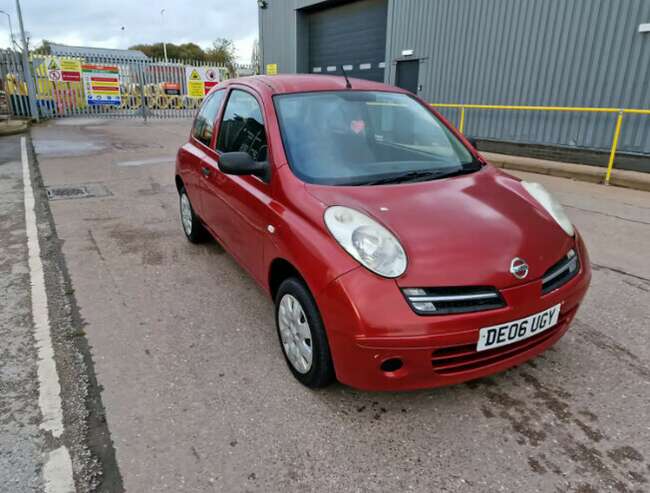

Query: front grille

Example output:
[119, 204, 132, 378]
[402, 286, 506, 315]
[430, 307, 576, 375]
[542, 249, 579, 294]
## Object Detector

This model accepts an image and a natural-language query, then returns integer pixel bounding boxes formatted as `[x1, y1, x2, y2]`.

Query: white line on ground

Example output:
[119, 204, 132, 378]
[21, 137, 75, 492]
[21, 136, 64, 436]
[43, 447, 75, 493]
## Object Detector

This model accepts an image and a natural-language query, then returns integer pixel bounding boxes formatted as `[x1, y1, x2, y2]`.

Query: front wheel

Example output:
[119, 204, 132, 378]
[275, 278, 335, 388]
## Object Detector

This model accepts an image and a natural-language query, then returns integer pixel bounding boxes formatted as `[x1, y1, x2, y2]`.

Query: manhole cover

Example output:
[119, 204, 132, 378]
[46, 184, 112, 201]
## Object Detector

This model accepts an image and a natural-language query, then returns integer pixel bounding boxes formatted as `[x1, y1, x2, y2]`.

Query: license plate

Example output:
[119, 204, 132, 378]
[477, 303, 561, 352]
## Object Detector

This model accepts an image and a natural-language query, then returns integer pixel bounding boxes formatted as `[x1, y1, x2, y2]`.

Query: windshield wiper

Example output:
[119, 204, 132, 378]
[360, 170, 441, 185]
[360, 162, 482, 185]
[432, 161, 483, 180]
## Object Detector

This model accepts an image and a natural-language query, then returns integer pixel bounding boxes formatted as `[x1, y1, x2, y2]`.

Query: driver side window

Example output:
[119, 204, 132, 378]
[216, 90, 268, 162]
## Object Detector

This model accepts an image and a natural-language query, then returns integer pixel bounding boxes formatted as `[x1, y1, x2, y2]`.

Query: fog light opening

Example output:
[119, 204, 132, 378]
[380, 358, 403, 373]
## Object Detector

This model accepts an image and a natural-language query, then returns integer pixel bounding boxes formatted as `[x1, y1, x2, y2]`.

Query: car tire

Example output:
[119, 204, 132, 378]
[275, 277, 335, 388]
[179, 187, 206, 243]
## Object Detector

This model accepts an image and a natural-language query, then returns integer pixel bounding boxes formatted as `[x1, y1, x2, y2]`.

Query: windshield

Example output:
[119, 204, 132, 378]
[274, 91, 478, 186]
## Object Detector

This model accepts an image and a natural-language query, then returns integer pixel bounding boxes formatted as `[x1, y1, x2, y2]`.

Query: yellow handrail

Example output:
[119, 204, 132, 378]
[431, 103, 650, 184]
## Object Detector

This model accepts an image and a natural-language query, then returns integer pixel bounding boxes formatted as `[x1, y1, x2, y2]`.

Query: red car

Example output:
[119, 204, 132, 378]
[175, 75, 591, 391]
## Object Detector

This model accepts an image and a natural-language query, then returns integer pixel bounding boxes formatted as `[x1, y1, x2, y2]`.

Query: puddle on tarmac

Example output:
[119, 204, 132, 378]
[116, 157, 173, 167]
[54, 118, 108, 127]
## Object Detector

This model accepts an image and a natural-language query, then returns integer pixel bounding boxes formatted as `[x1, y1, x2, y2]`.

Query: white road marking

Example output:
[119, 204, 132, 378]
[43, 447, 75, 493]
[21, 137, 75, 491]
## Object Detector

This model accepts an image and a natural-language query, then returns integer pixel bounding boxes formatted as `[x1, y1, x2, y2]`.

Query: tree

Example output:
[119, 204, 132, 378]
[205, 38, 236, 65]
[128, 39, 235, 65]
[32, 39, 52, 55]
[206, 38, 237, 77]
[172, 43, 206, 61]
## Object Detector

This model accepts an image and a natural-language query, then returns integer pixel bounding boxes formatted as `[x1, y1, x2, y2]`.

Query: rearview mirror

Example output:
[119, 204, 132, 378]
[219, 152, 269, 181]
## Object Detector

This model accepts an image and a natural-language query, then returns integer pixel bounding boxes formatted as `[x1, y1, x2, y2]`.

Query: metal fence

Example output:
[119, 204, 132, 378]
[0, 48, 255, 121]
[0, 48, 32, 117]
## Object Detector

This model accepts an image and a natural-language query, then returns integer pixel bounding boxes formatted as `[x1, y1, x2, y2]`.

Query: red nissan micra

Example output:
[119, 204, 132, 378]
[175, 75, 591, 391]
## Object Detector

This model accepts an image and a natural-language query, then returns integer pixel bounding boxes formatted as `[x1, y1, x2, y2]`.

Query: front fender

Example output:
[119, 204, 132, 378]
[264, 166, 359, 298]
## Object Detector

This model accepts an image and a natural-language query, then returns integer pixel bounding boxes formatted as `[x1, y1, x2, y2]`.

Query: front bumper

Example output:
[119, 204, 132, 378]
[318, 235, 591, 391]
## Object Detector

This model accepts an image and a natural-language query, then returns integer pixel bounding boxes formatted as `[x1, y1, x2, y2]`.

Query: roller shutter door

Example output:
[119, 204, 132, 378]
[307, 0, 388, 83]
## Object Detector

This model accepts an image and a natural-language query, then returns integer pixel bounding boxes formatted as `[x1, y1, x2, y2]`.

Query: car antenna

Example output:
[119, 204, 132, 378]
[340, 65, 352, 89]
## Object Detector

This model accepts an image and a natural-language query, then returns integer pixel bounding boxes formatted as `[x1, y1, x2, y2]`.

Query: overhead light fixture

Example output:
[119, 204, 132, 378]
[401, 49, 414, 57]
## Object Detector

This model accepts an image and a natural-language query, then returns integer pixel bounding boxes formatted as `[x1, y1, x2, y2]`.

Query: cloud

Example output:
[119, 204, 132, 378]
[0, 0, 259, 63]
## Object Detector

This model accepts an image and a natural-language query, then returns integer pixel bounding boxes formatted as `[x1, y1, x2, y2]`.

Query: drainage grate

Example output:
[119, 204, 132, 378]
[47, 186, 90, 200]
[46, 184, 112, 201]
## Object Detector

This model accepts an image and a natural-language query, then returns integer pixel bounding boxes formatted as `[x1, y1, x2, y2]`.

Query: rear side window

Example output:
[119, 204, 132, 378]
[216, 90, 267, 162]
[192, 91, 225, 147]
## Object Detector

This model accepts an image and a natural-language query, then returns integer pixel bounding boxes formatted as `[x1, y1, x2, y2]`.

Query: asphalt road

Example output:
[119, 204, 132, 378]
[4, 117, 649, 492]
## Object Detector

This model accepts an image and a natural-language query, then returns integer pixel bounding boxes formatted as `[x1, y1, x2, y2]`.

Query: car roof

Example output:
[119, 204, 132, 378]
[220, 74, 410, 96]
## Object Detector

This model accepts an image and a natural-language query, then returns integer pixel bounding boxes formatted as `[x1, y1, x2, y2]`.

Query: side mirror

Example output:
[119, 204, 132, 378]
[219, 152, 269, 181]
[465, 136, 478, 149]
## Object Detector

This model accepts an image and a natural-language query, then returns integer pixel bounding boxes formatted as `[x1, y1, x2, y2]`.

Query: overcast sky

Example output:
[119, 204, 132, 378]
[0, 0, 259, 63]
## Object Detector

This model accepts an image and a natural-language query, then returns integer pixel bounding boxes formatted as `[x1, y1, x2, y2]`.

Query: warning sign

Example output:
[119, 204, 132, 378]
[60, 58, 82, 82]
[266, 63, 278, 75]
[46, 57, 82, 82]
[82, 64, 121, 105]
[47, 59, 61, 81]
[185, 66, 222, 98]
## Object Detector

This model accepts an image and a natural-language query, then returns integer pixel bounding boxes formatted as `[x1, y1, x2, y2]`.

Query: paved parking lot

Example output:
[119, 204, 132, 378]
[3, 118, 649, 492]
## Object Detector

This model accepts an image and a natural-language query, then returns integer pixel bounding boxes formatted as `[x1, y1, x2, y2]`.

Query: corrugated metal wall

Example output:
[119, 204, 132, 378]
[387, 0, 650, 155]
[261, 0, 650, 156]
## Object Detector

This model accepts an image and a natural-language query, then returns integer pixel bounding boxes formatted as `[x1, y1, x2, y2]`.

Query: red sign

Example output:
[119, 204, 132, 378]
[62, 71, 81, 82]
[204, 81, 218, 94]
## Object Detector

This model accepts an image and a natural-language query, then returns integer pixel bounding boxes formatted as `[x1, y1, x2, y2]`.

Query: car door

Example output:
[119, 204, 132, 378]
[185, 90, 226, 218]
[200, 88, 272, 284]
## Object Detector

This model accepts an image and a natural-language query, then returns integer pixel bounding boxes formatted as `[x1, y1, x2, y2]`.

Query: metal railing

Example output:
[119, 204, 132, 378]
[431, 103, 650, 185]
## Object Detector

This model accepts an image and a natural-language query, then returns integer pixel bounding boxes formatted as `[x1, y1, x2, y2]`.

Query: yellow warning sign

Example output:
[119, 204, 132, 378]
[60, 59, 81, 74]
[185, 66, 222, 98]
[266, 63, 278, 75]
[187, 81, 203, 98]
[48, 59, 60, 70]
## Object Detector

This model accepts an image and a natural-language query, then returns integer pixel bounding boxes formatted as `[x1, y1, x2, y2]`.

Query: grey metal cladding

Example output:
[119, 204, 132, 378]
[386, 0, 650, 155]
[261, 0, 650, 155]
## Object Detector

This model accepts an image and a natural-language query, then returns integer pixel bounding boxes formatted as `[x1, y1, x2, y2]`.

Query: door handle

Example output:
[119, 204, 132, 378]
[201, 166, 211, 177]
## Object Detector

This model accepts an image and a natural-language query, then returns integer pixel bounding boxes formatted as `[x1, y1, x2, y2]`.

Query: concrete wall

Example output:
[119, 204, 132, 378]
[260, 0, 650, 158]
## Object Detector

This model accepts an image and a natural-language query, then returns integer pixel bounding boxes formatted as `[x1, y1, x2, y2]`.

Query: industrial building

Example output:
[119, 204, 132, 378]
[259, 0, 650, 171]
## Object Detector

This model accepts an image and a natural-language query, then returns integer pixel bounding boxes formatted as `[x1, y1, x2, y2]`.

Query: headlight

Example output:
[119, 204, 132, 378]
[521, 181, 574, 237]
[324, 206, 407, 278]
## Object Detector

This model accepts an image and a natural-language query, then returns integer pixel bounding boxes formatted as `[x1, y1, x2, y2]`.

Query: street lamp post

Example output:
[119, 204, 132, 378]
[160, 9, 168, 62]
[14, 0, 39, 121]
[0, 10, 17, 49]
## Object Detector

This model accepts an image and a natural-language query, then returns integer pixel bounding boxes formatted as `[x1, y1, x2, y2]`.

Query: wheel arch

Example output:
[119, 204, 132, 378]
[175, 174, 184, 194]
[268, 258, 307, 301]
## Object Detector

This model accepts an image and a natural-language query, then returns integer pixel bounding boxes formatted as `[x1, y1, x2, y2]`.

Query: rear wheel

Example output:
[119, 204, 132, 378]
[275, 277, 335, 388]
[179, 187, 206, 243]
